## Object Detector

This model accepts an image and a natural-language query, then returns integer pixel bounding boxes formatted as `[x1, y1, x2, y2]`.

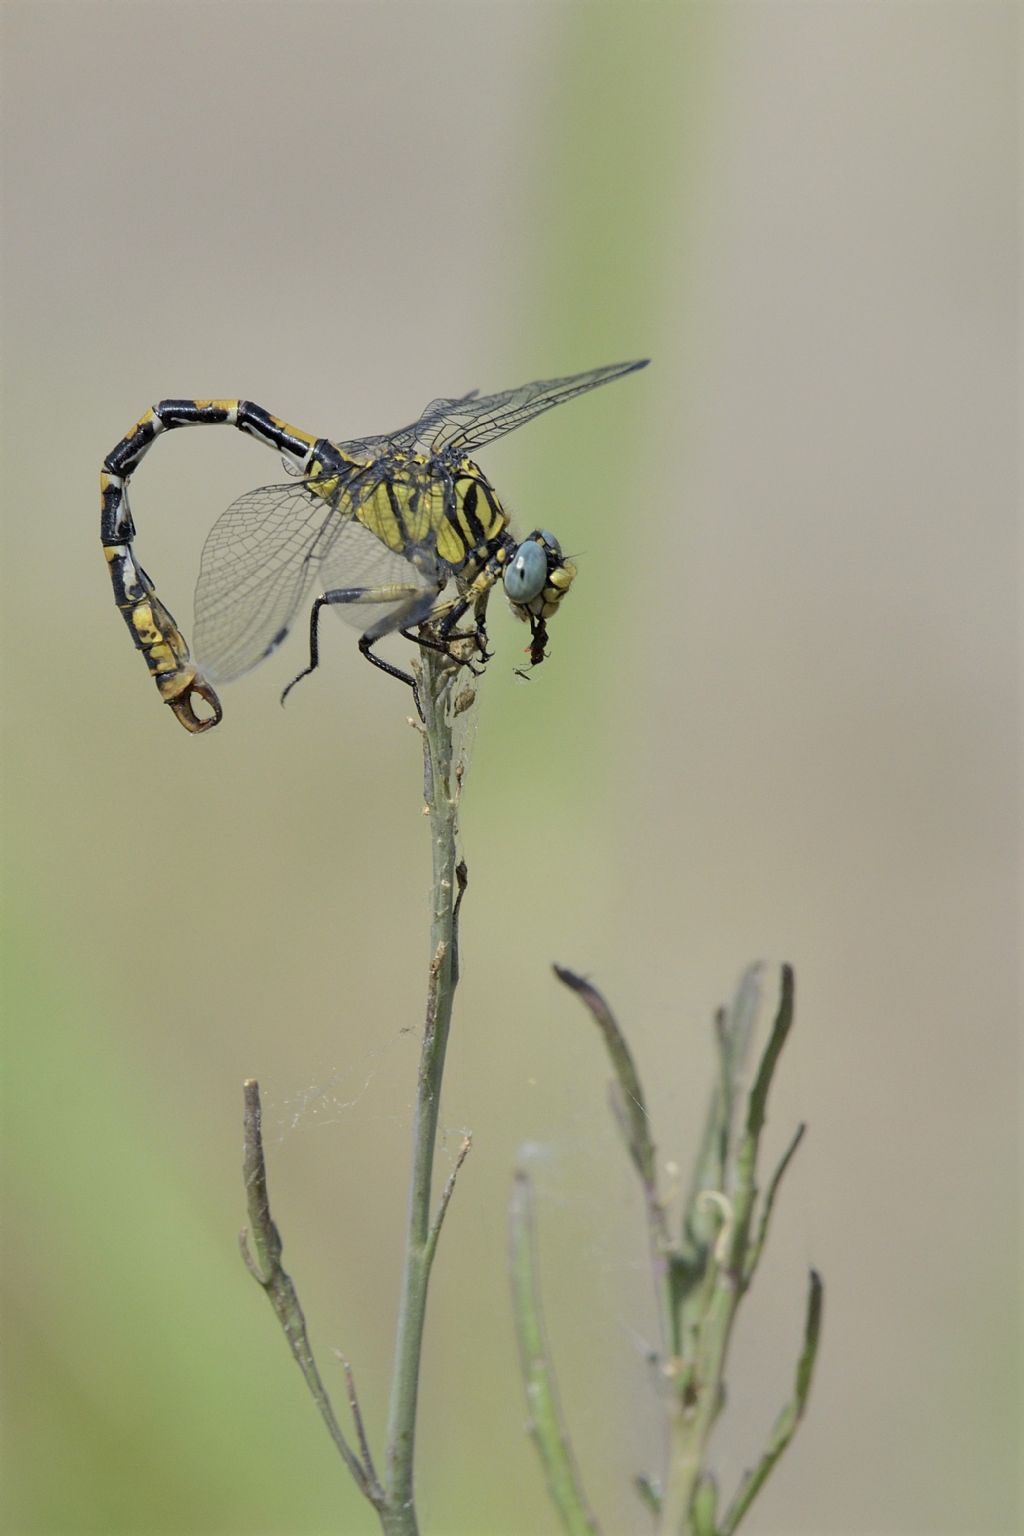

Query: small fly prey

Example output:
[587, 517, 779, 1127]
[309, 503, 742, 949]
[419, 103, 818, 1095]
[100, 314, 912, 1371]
[100, 360, 649, 731]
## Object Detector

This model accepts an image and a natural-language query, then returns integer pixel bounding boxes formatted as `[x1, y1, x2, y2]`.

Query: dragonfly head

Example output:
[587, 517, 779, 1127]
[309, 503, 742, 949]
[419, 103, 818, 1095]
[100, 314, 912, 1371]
[503, 531, 577, 666]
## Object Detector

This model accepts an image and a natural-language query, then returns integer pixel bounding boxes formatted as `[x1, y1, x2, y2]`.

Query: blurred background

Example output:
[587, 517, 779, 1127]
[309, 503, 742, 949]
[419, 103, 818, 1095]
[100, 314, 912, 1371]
[1, 3, 1018, 1533]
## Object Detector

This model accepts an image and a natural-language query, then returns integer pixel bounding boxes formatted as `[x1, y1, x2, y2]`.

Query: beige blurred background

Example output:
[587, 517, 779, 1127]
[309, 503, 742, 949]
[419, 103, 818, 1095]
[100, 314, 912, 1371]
[1, 3, 1018, 1534]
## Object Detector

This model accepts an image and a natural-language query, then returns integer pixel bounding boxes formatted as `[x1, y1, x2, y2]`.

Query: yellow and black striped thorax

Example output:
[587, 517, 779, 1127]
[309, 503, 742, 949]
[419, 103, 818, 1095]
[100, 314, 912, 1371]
[308, 445, 512, 575]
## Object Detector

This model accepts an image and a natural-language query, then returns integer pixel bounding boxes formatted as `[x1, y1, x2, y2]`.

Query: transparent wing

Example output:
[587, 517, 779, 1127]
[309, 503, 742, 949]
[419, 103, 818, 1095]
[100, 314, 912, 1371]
[193, 480, 350, 683]
[329, 363, 647, 463]
[419, 360, 648, 456]
[387, 390, 479, 452]
[317, 519, 445, 636]
[332, 391, 479, 459]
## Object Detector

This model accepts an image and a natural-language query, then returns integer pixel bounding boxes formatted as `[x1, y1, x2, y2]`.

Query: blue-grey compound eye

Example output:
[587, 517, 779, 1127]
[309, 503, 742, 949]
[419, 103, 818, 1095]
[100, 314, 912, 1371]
[504, 540, 549, 603]
[538, 531, 561, 556]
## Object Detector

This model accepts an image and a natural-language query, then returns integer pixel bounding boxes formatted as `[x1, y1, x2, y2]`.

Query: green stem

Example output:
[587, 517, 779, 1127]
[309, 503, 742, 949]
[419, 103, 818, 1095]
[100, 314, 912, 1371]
[553, 966, 678, 1361]
[658, 1248, 739, 1534]
[717, 1270, 824, 1536]
[509, 1170, 602, 1536]
[381, 653, 469, 1533]
[658, 965, 802, 1534]
[240, 1079, 379, 1505]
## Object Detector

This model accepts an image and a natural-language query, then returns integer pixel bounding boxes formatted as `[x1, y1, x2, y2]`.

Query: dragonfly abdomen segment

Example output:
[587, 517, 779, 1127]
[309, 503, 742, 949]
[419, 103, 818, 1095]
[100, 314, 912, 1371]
[100, 398, 334, 732]
[103, 541, 222, 730]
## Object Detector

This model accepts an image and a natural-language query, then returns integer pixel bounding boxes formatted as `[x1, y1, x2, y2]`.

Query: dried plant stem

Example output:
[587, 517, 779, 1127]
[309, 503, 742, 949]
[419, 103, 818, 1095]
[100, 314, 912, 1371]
[240, 1078, 380, 1503]
[240, 648, 472, 1536]
[380, 651, 471, 1534]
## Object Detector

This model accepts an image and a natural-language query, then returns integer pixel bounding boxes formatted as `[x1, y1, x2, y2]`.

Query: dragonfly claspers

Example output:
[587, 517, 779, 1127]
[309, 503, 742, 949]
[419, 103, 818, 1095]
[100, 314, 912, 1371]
[100, 361, 648, 732]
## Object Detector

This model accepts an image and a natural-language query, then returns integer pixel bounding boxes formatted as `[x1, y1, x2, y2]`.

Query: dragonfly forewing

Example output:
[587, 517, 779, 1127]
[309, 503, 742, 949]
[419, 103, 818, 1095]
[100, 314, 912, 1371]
[420, 360, 648, 456]
[193, 480, 347, 684]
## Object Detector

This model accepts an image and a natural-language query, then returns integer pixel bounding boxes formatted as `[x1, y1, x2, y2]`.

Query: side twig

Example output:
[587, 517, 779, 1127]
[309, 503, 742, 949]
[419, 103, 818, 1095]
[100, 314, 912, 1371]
[717, 1268, 823, 1535]
[335, 1352, 380, 1493]
[240, 1078, 381, 1505]
[509, 1170, 602, 1536]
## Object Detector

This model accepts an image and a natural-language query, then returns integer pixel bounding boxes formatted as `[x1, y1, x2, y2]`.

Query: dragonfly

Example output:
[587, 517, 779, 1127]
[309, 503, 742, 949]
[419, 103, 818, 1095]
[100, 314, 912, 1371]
[100, 359, 649, 732]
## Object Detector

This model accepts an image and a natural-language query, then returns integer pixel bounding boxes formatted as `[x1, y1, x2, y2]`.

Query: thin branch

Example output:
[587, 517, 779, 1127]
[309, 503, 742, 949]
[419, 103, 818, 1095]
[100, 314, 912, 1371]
[424, 1134, 472, 1270]
[715, 964, 798, 1312]
[718, 1269, 824, 1535]
[744, 963, 795, 1143]
[509, 1169, 602, 1536]
[714, 961, 763, 1157]
[553, 966, 657, 1194]
[743, 1121, 806, 1286]
[381, 650, 471, 1532]
[555, 965, 679, 1367]
[682, 964, 762, 1264]
[240, 1079, 379, 1504]
[334, 1352, 379, 1493]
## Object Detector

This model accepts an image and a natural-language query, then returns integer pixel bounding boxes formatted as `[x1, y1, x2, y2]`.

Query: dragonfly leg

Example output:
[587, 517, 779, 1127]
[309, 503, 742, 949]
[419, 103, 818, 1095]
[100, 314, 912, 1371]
[427, 590, 493, 665]
[471, 589, 494, 662]
[281, 585, 440, 709]
[401, 626, 486, 684]
[402, 600, 490, 681]
[359, 636, 419, 694]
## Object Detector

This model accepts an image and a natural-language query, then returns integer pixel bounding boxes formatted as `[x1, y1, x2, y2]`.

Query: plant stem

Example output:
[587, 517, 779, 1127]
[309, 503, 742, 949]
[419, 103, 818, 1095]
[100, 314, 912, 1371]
[658, 965, 809, 1534]
[381, 652, 470, 1533]
[547, 965, 820, 1535]
[509, 1170, 602, 1536]
[657, 1249, 739, 1534]
[240, 1078, 378, 1503]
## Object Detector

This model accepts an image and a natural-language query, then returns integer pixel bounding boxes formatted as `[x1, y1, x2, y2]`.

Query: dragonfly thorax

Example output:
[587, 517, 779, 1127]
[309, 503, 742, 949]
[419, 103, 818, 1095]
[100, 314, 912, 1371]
[444, 458, 510, 573]
[448, 460, 576, 622]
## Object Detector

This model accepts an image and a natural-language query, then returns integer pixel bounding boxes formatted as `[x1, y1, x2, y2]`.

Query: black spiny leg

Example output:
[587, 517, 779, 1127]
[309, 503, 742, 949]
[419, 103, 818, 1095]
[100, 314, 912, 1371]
[280, 592, 333, 706]
[417, 590, 492, 670]
[402, 596, 477, 667]
[281, 587, 428, 711]
[357, 634, 418, 693]
[471, 589, 493, 663]
[401, 623, 487, 681]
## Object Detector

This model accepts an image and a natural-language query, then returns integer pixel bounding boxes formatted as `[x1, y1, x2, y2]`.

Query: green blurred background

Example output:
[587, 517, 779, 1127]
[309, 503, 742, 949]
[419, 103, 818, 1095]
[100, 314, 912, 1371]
[1, 3, 1018, 1533]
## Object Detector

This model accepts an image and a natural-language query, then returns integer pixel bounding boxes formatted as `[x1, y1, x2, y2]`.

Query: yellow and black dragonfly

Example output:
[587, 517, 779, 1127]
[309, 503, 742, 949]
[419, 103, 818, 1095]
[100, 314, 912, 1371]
[100, 360, 648, 732]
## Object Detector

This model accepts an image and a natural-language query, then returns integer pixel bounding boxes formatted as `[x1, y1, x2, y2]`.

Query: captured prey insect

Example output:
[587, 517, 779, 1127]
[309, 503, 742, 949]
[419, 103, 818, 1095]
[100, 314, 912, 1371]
[100, 359, 649, 732]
